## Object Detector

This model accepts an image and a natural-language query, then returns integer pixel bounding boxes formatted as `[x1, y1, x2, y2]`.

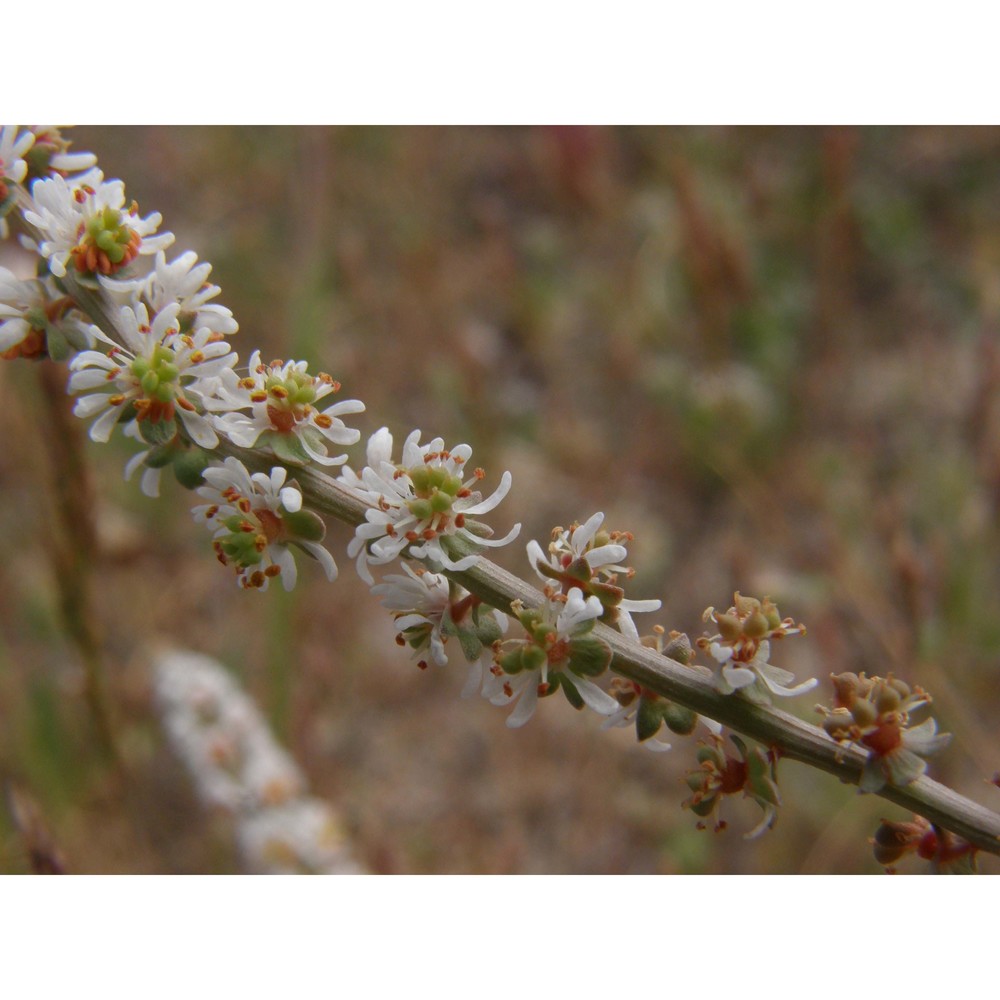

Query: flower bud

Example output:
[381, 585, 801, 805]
[850, 698, 878, 728]
[715, 613, 741, 642]
[742, 610, 769, 639]
[830, 672, 860, 708]
[761, 598, 782, 630]
[888, 676, 911, 700]
[875, 683, 902, 715]
[661, 631, 693, 665]
[663, 702, 698, 736]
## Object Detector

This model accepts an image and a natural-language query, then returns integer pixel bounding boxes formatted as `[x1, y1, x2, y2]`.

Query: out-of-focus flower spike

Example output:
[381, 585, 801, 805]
[155, 648, 364, 873]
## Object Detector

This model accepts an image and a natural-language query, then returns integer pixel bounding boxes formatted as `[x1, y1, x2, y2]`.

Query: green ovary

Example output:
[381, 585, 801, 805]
[267, 370, 317, 405]
[132, 348, 180, 401]
[86, 207, 131, 262]
[405, 465, 462, 520]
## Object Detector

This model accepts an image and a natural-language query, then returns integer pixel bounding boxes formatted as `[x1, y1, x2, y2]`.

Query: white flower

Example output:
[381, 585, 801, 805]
[347, 427, 520, 585]
[156, 648, 365, 874]
[371, 563, 452, 668]
[707, 638, 817, 700]
[699, 593, 814, 703]
[337, 425, 395, 498]
[23, 169, 173, 278]
[155, 649, 305, 813]
[192, 456, 336, 591]
[0, 268, 46, 357]
[20, 126, 97, 176]
[0, 266, 96, 360]
[372, 562, 509, 672]
[1, 125, 33, 190]
[488, 588, 618, 728]
[68, 301, 236, 446]
[527, 511, 629, 577]
[1, 268, 42, 354]
[101, 250, 238, 337]
[858, 716, 952, 794]
[208, 350, 363, 466]
[526, 511, 661, 641]
[122, 420, 166, 498]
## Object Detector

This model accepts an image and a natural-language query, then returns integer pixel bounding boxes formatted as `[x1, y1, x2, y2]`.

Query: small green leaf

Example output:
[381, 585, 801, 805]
[473, 609, 503, 648]
[145, 442, 177, 469]
[563, 557, 594, 584]
[636, 697, 664, 742]
[139, 417, 177, 446]
[172, 447, 211, 489]
[567, 636, 612, 677]
[559, 674, 585, 711]
[282, 509, 326, 542]
[661, 632, 693, 664]
[265, 431, 311, 466]
[461, 517, 494, 541]
[45, 324, 70, 361]
[751, 774, 781, 809]
[689, 796, 717, 818]
[455, 625, 485, 663]
[589, 580, 624, 608]
[662, 702, 697, 736]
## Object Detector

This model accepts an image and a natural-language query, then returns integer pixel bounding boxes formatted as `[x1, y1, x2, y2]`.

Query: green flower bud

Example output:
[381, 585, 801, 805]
[662, 702, 698, 736]
[875, 684, 902, 715]
[734, 592, 760, 617]
[716, 613, 741, 641]
[888, 677, 911, 700]
[636, 697, 665, 742]
[172, 447, 211, 489]
[850, 699, 878, 728]
[742, 610, 769, 639]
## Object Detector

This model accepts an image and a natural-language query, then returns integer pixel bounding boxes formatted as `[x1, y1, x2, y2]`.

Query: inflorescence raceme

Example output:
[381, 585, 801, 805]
[1, 124, 992, 870]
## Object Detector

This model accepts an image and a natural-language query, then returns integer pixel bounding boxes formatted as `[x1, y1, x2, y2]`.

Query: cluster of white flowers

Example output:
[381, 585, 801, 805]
[526, 511, 661, 641]
[343, 426, 520, 584]
[3, 125, 530, 602]
[208, 350, 365, 466]
[3, 125, 840, 847]
[698, 593, 815, 703]
[192, 457, 337, 591]
[485, 586, 620, 728]
[0, 125, 374, 593]
[155, 649, 363, 874]
[24, 169, 173, 278]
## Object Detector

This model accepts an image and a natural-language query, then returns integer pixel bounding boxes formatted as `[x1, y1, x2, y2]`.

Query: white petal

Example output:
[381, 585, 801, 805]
[506, 680, 540, 728]
[279, 486, 302, 513]
[721, 664, 756, 690]
[461, 470, 512, 515]
[585, 544, 628, 568]
[573, 677, 620, 716]
[88, 404, 123, 443]
[179, 409, 219, 449]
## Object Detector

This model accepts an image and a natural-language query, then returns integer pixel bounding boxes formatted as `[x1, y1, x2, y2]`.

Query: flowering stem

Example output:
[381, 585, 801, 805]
[28, 190, 1000, 860]
[219, 453, 1000, 855]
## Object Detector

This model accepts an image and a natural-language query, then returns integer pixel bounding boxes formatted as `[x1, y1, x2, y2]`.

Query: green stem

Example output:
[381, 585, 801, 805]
[261, 459, 1000, 857]
[36, 201, 1000, 859]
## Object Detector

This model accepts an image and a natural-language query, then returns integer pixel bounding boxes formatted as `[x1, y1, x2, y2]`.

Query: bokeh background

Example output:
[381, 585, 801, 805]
[2, 125, 1000, 873]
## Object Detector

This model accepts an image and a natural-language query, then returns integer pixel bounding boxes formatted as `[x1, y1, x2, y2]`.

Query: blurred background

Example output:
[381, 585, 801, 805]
[2, 125, 1000, 873]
